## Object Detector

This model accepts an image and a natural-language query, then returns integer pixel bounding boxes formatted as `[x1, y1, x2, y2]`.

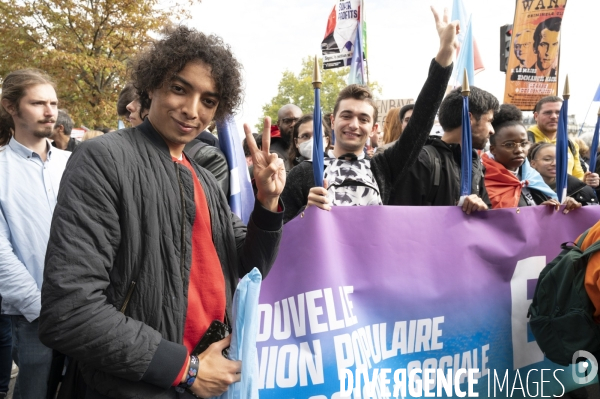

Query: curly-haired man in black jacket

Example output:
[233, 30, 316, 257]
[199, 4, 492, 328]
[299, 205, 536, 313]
[40, 26, 285, 398]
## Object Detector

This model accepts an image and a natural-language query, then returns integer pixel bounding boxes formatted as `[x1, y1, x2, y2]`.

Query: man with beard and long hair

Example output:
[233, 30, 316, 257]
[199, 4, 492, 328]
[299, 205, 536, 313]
[0, 69, 70, 398]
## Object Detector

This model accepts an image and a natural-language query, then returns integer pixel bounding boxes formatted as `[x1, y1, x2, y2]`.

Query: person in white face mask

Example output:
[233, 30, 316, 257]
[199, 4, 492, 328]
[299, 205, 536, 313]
[287, 114, 331, 170]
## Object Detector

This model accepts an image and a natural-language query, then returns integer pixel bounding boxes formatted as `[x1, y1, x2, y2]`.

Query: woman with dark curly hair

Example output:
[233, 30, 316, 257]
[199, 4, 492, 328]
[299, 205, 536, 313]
[39, 26, 285, 399]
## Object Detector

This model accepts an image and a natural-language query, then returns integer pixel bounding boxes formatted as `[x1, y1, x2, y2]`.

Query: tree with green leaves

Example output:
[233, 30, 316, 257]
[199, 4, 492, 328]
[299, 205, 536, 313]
[257, 57, 380, 130]
[0, 0, 196, 129]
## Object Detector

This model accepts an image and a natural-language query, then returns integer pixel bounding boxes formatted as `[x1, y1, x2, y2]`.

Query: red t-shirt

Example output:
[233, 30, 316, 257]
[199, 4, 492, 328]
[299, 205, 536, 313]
[173, 155, 226, 385]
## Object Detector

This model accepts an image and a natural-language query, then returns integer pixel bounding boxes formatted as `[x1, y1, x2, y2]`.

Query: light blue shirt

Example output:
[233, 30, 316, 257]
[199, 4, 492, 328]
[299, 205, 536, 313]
[0, 137, 70, 321]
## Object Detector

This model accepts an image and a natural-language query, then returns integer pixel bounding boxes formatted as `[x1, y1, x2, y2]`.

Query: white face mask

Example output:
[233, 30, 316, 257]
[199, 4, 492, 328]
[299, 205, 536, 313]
[298, 138, 329, 160]
[298, 140, 313, 160]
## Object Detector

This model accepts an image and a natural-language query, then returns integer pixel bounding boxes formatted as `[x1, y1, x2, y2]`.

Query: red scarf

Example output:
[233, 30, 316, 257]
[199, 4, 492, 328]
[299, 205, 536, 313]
[270, 125, 281, 138]
[482, 153, 525, 209]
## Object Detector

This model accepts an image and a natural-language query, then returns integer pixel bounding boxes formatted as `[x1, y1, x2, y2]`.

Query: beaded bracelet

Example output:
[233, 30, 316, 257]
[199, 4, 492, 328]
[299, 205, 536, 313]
[175, 355, 199, 393]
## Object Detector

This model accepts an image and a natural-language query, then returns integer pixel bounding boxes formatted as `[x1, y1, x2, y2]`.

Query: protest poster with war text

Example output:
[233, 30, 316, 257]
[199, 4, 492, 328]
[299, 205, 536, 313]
[503, 0, 567, 110]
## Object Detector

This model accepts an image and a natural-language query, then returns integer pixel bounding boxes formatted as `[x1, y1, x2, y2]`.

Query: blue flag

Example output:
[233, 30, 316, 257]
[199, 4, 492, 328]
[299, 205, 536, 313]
[451, 0, 469, 25]
[594, 83, 600, 102]
[589, 115, 600, 174]
[313, 89, 325, 187]
[450, 0, 484, 85]
[556, 99, 569, 202]
[461, 95, 473, 197]
[348, 24, 365, 85]
[217, 117, 255, 224]
[451, 15, 475, 88]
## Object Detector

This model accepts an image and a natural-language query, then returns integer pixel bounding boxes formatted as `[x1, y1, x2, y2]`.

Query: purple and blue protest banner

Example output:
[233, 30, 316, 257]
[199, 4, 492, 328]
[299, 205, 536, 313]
[257, 205, 600, 398]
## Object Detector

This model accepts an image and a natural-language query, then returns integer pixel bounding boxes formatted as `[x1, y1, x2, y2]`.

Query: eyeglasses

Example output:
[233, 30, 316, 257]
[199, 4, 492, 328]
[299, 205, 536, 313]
[281, 117, 299, 125]
[499, 141, 531, 149]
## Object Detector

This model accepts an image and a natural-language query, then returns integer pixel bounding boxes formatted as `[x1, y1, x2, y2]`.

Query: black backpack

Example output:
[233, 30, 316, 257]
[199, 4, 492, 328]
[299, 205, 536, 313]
[422, 145, 484, 205]
[528, 228, 600, 366]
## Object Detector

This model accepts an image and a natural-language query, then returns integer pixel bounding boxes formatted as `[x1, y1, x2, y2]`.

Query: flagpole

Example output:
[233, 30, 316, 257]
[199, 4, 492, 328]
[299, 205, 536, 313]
[459, 69, 473, 204]
[556, 75, 570, 203]
[312, 55, 325, 188]
[588, 107, 600, 174]
[563, 75, 570, 101]
[462, 69, 471, 96]
[362, 0, 370, 86]
[577, 99, 594, 136]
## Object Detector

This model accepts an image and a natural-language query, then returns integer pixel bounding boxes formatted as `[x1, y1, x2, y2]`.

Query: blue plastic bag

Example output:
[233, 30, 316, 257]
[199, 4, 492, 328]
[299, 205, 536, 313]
[216, 267, 262, 399]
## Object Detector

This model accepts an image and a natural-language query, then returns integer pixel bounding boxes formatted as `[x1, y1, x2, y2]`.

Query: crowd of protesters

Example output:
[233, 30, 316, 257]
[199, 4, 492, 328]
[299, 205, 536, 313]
[0, 6, 598, 399]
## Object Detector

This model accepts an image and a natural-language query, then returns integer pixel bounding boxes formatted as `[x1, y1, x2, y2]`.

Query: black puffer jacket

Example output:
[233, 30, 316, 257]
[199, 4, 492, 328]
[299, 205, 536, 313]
[39, 120, 283, 398]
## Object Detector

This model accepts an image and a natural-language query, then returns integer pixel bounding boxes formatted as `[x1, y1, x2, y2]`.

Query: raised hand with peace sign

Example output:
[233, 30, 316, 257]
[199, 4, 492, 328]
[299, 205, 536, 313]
[431, 6, 460, 68]
[243, 117, 286, 212]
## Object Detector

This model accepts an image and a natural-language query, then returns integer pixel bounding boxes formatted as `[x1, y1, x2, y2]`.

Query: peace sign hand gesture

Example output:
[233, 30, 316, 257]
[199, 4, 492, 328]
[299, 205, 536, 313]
[431, 6, 460, 67]
[244, 117, 286, 212]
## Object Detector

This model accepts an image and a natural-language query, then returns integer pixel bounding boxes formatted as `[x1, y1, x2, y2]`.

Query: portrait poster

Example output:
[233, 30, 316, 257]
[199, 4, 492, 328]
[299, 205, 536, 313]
[321, 0, 361, 70]
[503, 0, 567, 111]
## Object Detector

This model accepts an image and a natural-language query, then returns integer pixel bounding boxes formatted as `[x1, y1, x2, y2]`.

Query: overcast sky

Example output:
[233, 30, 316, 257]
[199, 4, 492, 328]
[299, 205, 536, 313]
[188, 0, 600, 131]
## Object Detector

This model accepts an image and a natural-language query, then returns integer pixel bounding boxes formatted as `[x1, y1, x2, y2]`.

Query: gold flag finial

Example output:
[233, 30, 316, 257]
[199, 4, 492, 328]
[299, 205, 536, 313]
[312, 55, 322, 89]
[461, 69, 470, 97]
[597, 106, 600, 116]
[563, 75, 570, 100]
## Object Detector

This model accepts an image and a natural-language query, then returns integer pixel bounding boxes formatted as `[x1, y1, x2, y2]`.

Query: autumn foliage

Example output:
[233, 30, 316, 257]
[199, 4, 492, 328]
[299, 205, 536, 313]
[258, 57, 380, 131]
[0, 0, 194, 128]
